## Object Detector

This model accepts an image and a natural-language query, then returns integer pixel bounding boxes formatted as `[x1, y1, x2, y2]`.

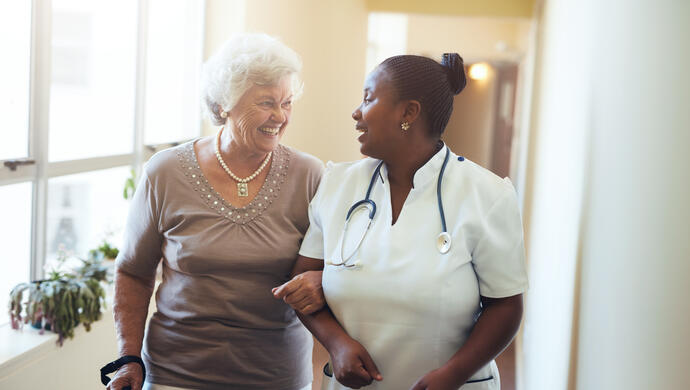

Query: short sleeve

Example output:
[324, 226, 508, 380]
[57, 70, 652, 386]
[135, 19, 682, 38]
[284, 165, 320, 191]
[472, 183, 529, 298]
[115, 170, 163, 279]
[298, 163, 330, 260]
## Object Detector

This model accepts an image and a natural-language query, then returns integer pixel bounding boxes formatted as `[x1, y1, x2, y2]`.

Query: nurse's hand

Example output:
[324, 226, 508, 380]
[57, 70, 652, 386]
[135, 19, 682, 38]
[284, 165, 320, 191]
[409, 366, 463, 390]
[330, 336, 383, 389]
[272, 270, 325, 315]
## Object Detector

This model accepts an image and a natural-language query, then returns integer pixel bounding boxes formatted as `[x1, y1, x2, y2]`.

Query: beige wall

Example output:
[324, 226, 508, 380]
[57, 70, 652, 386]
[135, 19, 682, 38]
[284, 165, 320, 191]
[406, 15, 531, 63]
[367, 0, 535, 18]
[405, 15, 530, 169]
[204, 0, 369, 163]
[442, 67, 498, 167]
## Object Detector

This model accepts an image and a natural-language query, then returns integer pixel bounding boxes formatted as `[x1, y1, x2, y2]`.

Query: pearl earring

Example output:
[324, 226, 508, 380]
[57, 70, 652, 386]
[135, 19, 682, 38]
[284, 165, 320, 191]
[401, 121, 410, 131]
[220, 111, 228, 119]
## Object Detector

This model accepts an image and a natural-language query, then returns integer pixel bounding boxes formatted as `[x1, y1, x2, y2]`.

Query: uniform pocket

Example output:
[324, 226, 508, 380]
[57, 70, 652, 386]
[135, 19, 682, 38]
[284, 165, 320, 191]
[323, 362, 333, 377]
[460, 376, 497, 389]
[460, 360, 500, 389]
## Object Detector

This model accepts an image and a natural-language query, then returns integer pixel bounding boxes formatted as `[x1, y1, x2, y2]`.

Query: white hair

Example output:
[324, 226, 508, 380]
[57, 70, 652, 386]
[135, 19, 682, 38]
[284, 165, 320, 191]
[201, 33, 304, 125]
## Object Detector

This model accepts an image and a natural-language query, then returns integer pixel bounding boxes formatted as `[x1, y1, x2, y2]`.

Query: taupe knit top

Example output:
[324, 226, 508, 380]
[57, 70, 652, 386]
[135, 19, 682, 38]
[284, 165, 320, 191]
[116, 139, 323, 389]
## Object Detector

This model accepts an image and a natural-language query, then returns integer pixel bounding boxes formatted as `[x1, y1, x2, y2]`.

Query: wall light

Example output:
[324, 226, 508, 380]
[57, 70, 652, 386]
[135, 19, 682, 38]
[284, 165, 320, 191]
[468, 63, 490, 81]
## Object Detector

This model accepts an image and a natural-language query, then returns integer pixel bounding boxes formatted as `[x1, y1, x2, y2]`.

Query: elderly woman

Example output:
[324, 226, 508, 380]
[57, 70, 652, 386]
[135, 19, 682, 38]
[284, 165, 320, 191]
[277, 53, 528, 390]
[106, 33, 325, 390]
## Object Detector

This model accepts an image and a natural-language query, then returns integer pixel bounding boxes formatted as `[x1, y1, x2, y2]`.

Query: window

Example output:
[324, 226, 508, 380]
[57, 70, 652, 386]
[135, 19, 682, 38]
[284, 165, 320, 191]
[0, 0, 206, 325]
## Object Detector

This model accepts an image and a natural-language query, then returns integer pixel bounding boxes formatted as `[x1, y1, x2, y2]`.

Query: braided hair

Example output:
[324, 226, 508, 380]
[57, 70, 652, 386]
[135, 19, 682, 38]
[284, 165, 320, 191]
[380, 53, 467, 136]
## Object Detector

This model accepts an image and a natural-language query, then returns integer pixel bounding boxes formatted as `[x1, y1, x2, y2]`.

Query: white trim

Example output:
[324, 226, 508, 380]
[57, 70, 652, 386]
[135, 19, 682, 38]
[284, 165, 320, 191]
[133, 0, 150, 180]
[45, 154, 134, 178]
[0, 164, 36, 184]
[29, 0, 52, 281]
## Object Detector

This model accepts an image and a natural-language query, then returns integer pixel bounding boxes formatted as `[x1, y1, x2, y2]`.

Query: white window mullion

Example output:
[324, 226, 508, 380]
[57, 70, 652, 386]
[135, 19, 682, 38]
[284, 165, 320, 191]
[132, 0, 150, 178]
[0, 165, 37, 184]
[29, 0, 52, 280]
[46, 154, 134, 179]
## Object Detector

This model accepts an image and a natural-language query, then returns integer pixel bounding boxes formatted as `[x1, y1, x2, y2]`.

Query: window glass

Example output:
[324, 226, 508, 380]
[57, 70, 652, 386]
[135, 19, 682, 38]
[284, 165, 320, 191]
[144, 0, 204, 145]
[49, 0, 138, 161]
[0, 2, 32, 160]
[0, 183, 33, 325]
[45, 167, 131, 266]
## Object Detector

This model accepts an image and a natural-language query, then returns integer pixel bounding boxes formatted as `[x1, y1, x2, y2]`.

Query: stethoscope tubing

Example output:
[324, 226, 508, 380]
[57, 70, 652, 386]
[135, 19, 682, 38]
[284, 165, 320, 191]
[331, 146, 451, 268]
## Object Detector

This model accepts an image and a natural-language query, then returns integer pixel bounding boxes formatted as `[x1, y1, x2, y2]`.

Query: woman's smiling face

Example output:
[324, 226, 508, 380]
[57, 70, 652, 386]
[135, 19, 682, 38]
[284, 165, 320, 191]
[352, 66, 404, 159]
[228, 75, 294, 154]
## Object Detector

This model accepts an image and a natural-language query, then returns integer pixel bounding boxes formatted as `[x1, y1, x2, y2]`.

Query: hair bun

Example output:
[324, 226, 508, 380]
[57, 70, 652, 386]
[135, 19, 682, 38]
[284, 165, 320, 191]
[441, 53, 467, 94]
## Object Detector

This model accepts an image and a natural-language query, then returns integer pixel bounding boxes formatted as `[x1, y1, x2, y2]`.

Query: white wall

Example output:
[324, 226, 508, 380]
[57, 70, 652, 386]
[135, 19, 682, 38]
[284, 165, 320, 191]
[521, 0, 690, 389]
[520, 0, 593, 388]
[575, 1, 690, 389]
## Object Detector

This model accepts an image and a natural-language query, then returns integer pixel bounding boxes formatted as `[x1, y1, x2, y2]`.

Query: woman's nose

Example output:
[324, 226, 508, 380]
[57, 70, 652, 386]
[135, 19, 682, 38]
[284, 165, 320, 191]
[272, 107, 286, 123]
[352, 108, 361, 120]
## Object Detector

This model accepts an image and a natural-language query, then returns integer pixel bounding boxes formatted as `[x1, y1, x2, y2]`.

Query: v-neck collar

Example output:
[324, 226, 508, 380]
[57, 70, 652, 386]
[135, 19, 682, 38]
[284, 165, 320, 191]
[177, 140, 291, 225]
[384, 142, 447, 190]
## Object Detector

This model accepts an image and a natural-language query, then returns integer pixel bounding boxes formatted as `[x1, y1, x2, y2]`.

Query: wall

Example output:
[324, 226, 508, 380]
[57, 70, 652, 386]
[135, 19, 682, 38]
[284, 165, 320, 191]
[203, 0, 369, 163]
[575, 1, 690, 388]
[521, 0, 690, 389]
[366, 0, 535, 18]
[405, 15, 531, 170]
[442, 68, 498, 167]
[406, 14, 531, 63]
[520, 0, 592, 388]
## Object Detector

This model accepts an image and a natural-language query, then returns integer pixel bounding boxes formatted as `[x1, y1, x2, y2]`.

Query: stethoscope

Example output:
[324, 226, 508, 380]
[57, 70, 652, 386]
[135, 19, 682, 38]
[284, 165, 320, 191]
[326, 146, 452, 268]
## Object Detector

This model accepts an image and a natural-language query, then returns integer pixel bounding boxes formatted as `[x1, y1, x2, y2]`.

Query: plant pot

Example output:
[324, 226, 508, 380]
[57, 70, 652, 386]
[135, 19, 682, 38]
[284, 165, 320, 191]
[31, 320, 51, 331]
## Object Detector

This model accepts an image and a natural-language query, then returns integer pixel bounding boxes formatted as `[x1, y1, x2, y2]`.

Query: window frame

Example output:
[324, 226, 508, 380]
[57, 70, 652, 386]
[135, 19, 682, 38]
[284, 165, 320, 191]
[0, 0, 205, 282]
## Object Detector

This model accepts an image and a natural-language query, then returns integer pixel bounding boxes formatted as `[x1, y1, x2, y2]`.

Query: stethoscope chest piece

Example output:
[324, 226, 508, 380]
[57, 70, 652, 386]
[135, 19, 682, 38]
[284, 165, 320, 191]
[437, 232, 451, 254]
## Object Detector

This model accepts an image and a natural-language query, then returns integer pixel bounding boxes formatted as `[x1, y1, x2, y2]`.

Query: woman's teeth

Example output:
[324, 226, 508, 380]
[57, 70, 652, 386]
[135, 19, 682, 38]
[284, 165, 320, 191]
[356, 127, 367, 132]
[258, 127, 280, 135]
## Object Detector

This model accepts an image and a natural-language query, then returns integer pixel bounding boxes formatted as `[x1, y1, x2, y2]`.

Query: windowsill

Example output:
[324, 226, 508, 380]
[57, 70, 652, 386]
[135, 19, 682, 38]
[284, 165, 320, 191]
[0, 283, 116, 378]
[0, 320, 62, 374]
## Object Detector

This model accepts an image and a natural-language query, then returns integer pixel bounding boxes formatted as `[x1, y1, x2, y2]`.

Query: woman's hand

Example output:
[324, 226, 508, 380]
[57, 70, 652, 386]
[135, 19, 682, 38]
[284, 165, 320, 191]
[329, 336, 383, 389]
[106, 362, 144, 390]
[409, 365, 465, 390]
[272, 270, 325, 314]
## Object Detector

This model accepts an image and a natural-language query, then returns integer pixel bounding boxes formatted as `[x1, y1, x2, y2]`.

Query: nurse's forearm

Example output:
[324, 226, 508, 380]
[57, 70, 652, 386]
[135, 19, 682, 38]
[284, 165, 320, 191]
[287, 256, 351, 350]
[444, 294, 523, 384]
[296, 305, 351, 352]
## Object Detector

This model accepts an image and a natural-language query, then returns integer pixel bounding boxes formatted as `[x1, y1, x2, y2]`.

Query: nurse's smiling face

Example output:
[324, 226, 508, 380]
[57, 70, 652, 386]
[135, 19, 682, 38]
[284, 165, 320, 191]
[352, 66, 406, 159]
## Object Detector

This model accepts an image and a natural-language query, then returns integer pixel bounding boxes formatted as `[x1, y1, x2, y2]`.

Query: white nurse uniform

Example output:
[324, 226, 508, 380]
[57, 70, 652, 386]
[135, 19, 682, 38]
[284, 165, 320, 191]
[299, 145, 528, 390]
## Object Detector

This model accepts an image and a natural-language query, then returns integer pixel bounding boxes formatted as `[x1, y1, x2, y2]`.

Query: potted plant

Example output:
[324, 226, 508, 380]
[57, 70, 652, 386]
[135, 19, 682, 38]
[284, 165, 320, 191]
[8, 248, 110, 346]
[90, 239, 119, 261]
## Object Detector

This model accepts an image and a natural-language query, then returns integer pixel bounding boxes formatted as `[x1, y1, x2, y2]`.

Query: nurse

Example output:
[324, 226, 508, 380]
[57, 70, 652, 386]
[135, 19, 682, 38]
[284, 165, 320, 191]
[274, 53, 528, 389]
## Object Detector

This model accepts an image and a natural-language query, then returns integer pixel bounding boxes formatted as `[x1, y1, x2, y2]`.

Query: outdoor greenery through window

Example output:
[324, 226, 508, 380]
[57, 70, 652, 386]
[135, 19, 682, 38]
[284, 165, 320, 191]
[0, 0, 205, 325]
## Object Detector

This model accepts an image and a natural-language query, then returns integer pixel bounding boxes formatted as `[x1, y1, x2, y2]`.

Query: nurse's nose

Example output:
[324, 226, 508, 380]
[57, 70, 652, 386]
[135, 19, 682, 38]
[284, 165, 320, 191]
[352, 107, 361, 120]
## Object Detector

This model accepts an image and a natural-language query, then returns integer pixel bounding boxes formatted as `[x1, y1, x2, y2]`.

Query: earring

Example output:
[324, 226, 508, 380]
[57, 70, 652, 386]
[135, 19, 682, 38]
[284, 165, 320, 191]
[401, 121, 410, 131]
[220, 111, 228, 119]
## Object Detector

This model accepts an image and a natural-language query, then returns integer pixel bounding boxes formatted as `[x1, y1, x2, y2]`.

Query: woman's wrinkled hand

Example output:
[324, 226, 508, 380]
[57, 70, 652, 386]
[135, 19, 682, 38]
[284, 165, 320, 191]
[409, 366, 464, 390]
[272, 270, 325, 314]
[330, 336, 382, 389]
[106, 362, 144, 390]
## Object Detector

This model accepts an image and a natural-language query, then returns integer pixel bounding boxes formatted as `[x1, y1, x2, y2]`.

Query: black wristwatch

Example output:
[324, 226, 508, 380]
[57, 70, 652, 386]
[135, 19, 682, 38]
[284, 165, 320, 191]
[100, 355, 146, 388]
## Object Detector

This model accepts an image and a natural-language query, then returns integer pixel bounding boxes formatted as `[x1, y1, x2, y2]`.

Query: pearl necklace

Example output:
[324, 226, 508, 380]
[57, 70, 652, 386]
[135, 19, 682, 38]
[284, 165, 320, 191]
[214, 128, 272, 197]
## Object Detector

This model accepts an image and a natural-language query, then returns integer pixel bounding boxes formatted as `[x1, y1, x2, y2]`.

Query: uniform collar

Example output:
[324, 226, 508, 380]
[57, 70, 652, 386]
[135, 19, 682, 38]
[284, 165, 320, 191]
[411, 142, 448, 189]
